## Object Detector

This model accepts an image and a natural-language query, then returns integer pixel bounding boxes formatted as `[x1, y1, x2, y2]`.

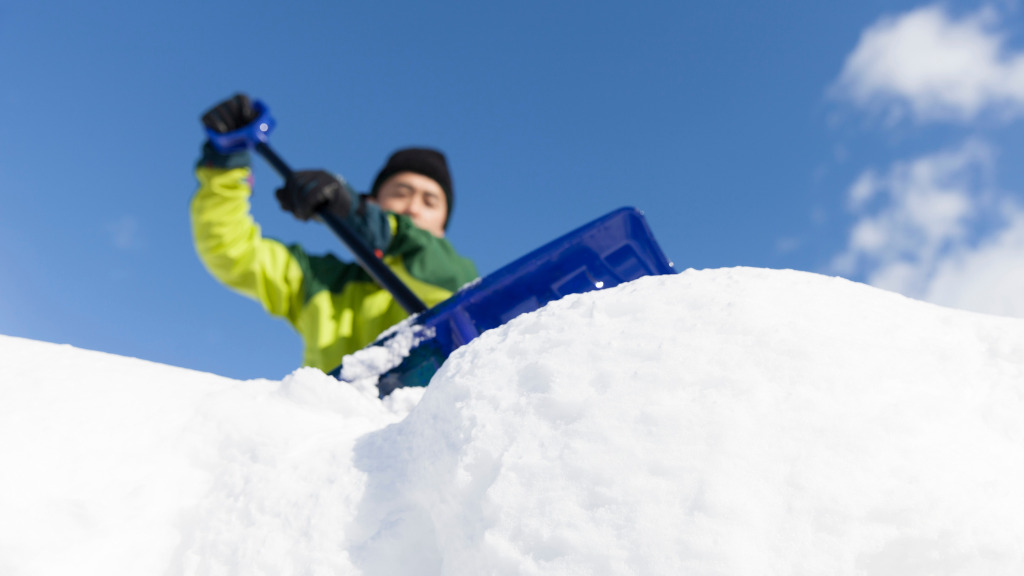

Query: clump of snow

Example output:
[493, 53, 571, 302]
[339, 316, 432, 411]
[3, 267, 1024, 575]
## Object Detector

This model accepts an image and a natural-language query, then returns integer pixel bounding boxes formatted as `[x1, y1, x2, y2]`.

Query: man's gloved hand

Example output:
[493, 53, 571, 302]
[201, 93, 259, 134]
[276, 170, 353, 222]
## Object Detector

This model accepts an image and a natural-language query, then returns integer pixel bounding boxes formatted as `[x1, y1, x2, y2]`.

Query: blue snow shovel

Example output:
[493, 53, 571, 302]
[207, 100, 677, 396]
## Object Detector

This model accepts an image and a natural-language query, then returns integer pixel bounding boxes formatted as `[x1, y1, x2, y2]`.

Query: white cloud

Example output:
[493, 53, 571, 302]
[834, 4, 1024, 123]
[775, 237, 801, 254]
[847, 169, 880, 210]
[924, 208, 1024, 317]
[107, 215, 143, 252]
[831, 140, 1024, 317]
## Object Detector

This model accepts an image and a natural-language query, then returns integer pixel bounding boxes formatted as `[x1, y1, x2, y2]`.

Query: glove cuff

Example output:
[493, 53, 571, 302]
[197, 140, 251, 169]
[324, 178, 355, 220]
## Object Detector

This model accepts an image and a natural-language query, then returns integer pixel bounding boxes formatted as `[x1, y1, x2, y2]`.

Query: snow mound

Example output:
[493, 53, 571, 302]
[352, 267, 1024, 574]
[3, 267, 1024, 575]
[0, 339, 396, 574]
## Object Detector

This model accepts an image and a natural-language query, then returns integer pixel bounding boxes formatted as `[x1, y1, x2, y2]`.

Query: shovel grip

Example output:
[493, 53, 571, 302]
[206, 100, 276, 154]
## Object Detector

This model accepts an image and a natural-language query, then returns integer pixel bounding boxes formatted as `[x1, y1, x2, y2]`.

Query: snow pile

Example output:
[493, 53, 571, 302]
[2, 267, 1024, 575]
[0, 345, 396, 574]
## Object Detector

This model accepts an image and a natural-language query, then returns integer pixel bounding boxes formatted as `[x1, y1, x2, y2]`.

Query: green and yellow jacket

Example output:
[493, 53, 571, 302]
[190, 145, 478, 372]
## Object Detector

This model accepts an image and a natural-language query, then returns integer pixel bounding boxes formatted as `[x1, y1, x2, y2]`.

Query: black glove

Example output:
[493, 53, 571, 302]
[201, 93, 259, 134]
[276, 170, 353, 222]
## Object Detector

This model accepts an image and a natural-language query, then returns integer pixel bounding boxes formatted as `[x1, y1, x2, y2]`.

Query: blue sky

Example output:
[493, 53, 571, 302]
[2, 0, 1023, 380]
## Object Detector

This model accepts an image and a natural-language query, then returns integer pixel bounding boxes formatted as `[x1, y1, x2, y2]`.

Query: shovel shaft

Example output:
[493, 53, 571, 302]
[253, 142, 428, 315]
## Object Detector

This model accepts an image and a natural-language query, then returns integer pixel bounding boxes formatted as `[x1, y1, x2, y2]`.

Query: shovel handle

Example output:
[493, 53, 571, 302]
[254, 142, 428, 315]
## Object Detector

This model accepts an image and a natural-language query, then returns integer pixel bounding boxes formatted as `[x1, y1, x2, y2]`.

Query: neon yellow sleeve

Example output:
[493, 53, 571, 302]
[190, 166, 305, 325]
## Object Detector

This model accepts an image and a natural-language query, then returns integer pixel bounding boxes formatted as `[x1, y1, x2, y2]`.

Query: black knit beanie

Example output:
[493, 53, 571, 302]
[370, 147, 454, 228]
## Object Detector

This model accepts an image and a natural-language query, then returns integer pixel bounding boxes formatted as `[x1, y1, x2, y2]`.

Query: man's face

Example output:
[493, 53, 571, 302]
[372, 171, 448, 238]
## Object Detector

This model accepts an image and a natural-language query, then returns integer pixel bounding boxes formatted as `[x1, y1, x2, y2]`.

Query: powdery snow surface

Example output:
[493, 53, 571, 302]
[3, 268, 1024, 575]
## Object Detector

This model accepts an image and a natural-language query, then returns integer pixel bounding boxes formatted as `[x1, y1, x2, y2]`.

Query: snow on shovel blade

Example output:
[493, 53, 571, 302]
[329, 207, 676, 397]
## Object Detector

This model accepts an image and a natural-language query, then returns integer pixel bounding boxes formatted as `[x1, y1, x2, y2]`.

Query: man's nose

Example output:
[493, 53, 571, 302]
[404, 195, 423, 216]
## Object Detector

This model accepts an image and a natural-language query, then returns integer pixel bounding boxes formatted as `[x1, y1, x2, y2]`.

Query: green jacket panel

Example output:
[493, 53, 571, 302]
[191, 163, 478, 372]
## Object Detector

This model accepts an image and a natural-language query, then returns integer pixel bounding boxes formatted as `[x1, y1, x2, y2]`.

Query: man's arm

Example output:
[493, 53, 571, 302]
[191, 146, 306, 324]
